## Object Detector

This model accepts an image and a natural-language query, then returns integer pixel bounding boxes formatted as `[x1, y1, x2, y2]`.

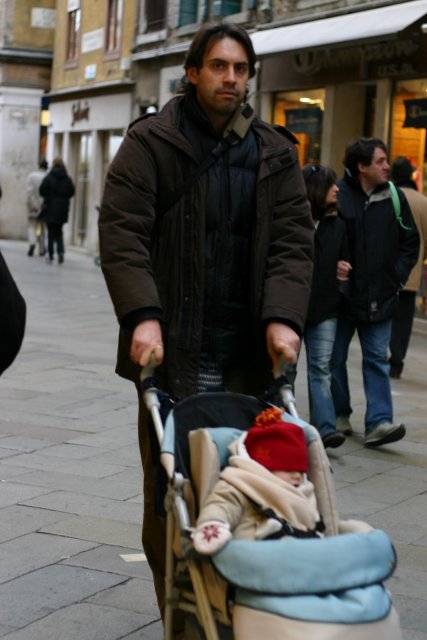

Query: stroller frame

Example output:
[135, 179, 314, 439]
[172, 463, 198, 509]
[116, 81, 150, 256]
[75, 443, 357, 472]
[142, 366, 400, 640]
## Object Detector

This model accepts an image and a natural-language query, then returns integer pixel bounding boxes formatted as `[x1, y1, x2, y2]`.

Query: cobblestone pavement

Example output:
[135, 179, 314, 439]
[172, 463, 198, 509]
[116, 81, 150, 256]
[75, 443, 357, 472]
[0, 239, 426, 639]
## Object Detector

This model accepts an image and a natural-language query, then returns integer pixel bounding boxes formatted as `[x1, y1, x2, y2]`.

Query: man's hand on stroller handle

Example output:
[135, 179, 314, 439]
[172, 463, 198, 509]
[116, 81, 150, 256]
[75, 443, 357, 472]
[130, 320, 164, 367]
[266, 322, 300, 370]
[192, 520, 232, 555]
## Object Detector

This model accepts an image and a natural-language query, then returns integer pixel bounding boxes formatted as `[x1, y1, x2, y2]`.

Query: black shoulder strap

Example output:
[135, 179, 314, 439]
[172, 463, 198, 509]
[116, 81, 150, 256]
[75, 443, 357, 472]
[158, 103, 255, 217]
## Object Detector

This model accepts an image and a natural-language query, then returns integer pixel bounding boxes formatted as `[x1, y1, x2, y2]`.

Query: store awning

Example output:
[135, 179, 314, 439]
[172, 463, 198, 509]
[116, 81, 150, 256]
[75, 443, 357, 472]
[250, 0, 427, 56]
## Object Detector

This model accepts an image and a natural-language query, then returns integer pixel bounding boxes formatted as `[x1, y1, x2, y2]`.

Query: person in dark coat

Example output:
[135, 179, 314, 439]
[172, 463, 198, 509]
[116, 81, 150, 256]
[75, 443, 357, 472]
[301, 164, 351, 449]
[389, 157, 427, 378]
[39, 157, 75, 264]
[330, 138, 419, 448]
[99, 22, 314, 635]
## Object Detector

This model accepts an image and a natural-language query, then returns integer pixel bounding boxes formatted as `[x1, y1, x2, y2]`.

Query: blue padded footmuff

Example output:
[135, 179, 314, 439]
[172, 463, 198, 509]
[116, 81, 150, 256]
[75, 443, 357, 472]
[212, 530, 396, 595]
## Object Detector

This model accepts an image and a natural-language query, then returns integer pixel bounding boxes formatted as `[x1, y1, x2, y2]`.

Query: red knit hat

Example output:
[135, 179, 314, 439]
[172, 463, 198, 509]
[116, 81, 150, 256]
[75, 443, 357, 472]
[245, 421, 308, 473]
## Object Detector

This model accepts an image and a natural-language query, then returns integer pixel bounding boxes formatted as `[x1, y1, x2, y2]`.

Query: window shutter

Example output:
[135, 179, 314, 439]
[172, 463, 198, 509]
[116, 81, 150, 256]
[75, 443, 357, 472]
[179, 0, 198, 26]
[214, 0, 241, 16]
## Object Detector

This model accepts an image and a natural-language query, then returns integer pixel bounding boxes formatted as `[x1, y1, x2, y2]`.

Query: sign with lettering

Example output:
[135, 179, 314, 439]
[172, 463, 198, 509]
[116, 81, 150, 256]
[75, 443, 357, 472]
[82, 29, 104, 53]
[71, 101, 90, 126]
[403, 99, 427, 128]
[31, 8, 56, 28]
[285, 108, 323, 134]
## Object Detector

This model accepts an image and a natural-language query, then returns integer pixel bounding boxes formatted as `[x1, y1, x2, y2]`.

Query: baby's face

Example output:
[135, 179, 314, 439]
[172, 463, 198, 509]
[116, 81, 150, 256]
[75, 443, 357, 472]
[272, 470, 304, 487]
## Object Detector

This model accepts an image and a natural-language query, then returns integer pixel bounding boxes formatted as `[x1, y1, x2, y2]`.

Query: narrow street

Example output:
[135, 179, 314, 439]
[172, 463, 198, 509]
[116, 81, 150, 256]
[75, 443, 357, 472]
[0, 239, 426, 639]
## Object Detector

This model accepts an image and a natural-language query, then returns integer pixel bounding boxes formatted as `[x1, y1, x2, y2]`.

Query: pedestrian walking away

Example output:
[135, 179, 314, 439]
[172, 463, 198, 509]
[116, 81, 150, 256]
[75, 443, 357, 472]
[330, 137, 419, 448]
[26, 159, 48, 257]
[389, 156, 427, 379]
[39, 157, 75, 264]
[98, 21, 314, 638]
[300, 164, 351, 450]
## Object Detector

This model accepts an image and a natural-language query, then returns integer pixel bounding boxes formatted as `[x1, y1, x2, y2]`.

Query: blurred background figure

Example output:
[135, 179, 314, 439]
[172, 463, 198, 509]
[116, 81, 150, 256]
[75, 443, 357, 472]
[26, 159, 48, 257]
[300, 164, 351, 449]
[389, 157, 427, 379]
[39, 158, 75, 264]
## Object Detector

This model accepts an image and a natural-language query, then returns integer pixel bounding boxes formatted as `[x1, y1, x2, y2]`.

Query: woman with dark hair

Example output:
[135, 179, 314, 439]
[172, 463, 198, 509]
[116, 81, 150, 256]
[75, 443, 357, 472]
[302, 164, 351, 448]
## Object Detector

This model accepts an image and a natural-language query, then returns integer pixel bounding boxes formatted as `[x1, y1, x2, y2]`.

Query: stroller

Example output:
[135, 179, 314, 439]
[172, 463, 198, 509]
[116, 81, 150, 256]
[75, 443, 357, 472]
[142, 364, 402, 640]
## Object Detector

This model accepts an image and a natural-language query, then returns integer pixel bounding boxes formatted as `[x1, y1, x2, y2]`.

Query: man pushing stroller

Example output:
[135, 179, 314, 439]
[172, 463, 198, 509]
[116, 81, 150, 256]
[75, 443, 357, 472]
[99, 21, 313, 636]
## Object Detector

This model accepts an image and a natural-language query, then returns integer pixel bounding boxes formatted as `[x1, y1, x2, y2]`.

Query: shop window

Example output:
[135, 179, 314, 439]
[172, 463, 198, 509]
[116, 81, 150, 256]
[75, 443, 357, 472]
[390, 79, 427, 318]
[214, 0, 241, 17]
[390, 79, 427, 195]
[66, 7, 81, 65]
[273, 89, 325, 165]
[105, 0, 123, 56]
[145, 0, 166, 32]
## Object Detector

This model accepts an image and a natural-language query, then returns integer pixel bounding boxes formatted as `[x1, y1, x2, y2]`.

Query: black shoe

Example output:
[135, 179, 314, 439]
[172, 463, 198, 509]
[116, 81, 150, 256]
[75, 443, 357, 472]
[322, 432, 346, 449]
[28, 244, 35, 257]
[389, 368, 402, 379]
[58, 254, 64, 264]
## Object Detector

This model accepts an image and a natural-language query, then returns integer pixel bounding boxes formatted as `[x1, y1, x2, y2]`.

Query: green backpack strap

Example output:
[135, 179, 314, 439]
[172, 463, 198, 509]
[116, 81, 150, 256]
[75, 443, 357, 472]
[388, 181, 411, 230]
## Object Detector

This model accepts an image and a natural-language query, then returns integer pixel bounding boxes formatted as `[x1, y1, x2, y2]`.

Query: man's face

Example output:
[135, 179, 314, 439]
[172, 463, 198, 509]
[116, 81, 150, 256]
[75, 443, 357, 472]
[187, 36, 250, 126]
[358, 146, 390, 190]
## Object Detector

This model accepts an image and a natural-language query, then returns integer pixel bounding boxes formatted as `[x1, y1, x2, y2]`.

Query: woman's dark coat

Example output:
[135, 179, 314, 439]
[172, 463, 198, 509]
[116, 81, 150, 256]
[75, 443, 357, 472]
[39, 165, 75, 225]
[306, 212, 349, 326]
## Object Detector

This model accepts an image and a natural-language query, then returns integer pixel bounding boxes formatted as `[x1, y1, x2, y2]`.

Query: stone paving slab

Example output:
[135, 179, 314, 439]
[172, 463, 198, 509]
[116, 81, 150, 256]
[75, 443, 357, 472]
[69, 425, 138, 449]
[0, 419, 93, 443]
[367, 495, 427, 545]
[0, 436, 55, 453]
[41, 515, 142, 548]
[121, 621, 164, 640]
[0, 482, 53, 509]
[0, 567, 128, 630]
[0, 603, 157, 640]
[12, 469, 140, 500]
[88, 577, 159, 616]
[61, 543, 152, 580]
[393, 595, 427, 636]
[0, 505, 74, 543]
[0, 532, 97, 584]
[1, 453, 127, 477]
[23, 490, 142, 523]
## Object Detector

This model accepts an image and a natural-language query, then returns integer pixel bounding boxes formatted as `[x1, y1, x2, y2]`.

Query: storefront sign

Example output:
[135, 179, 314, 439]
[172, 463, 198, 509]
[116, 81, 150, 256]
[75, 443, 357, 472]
[293, 39, 418, 75]
[403, 99, 427, 128]
[284, 108, 323, 134]
[71, 101, 90, 126]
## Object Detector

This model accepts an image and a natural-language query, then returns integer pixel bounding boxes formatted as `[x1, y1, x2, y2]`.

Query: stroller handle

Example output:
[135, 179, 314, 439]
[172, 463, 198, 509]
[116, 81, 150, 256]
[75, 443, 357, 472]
[273, 356, 298, 418]
[140, 356, 164, 444]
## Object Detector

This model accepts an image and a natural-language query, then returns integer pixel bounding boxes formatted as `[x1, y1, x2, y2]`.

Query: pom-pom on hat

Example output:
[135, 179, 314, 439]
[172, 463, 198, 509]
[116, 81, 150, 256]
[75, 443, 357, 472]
[246, 421, 308, 473]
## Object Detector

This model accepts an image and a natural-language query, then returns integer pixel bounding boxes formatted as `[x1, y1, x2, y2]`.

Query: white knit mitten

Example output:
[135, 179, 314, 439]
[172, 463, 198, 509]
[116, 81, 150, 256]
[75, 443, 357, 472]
[192, 520, 232, 555]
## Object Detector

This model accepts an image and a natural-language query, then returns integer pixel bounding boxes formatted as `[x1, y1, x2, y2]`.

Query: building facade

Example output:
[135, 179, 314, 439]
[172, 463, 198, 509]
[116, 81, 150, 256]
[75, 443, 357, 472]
[40, 0, 427, 316]
[0, 0, 55, 239]
[46, 0, 137, 254]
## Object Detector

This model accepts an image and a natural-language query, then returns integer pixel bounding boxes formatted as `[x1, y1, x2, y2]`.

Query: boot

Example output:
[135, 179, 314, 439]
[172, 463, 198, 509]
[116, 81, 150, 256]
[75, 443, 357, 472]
[27, 244, 35, 257]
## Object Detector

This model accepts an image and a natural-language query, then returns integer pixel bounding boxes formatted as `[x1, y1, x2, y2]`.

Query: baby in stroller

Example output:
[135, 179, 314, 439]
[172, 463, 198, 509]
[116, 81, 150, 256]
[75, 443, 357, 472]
[183, 402, 402, 640]
[193, 408, 324, 555]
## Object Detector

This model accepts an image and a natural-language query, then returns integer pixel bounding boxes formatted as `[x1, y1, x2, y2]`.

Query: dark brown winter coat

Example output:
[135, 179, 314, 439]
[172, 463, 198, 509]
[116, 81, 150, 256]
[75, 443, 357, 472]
[99, 96, 314, 397]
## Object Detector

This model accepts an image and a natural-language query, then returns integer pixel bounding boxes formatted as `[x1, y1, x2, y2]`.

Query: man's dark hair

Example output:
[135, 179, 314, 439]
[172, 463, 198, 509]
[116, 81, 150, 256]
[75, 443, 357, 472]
[343, 137, 387, 178]
[302, 164, 337, 220]
[39, 159, 48, 170]
[182, 22, 256, 93]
